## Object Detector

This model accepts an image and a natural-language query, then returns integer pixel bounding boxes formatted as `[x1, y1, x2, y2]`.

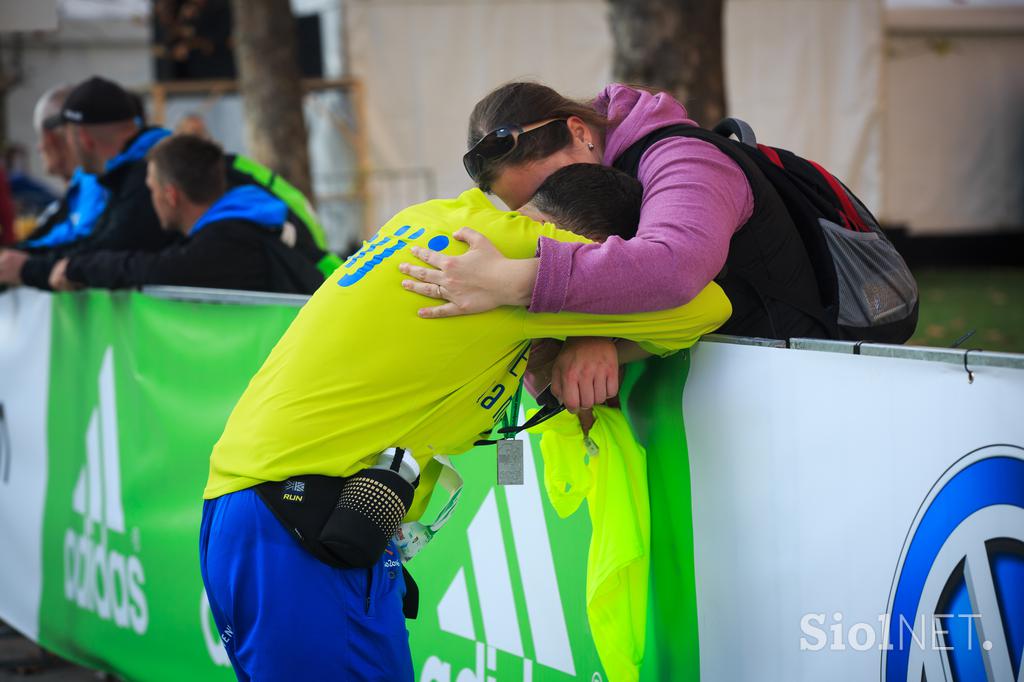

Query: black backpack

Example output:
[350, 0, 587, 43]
[613, 119, 919, 343]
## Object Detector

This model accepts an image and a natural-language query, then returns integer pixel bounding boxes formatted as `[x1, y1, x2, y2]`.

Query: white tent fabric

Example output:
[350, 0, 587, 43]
[346, 0, 1021, 235]
[883, 30, 1024, 234]
[724, 0, 885, 216]
[348, 0, 886, 231]
[346, 0, 613, 227]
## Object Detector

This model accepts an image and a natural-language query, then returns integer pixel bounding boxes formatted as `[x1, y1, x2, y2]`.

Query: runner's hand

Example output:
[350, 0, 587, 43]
[578, 409, 596, 437]
[551, 337, 619, 413]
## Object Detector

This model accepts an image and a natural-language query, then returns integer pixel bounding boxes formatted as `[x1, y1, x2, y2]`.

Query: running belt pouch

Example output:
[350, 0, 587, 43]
[319, 467, 415, 568]
[254, 475, 353, 568]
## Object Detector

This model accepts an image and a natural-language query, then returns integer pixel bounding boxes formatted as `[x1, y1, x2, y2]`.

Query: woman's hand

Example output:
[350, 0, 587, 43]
[399, 228, 537, 318]
[551, 337, 619, 413]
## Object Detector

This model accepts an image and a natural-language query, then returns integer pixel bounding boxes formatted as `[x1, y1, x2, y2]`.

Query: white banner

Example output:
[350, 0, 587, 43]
[684, 341, 1024, 681]
[0, 288, 52, 640]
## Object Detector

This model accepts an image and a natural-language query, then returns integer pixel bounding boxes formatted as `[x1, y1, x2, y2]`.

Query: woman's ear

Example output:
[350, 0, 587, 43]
[565, 116, 591, 146]
[565, 115, 601, 160]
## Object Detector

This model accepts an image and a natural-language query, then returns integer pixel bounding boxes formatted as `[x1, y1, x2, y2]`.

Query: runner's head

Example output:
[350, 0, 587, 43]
[518, 163, 642, 242]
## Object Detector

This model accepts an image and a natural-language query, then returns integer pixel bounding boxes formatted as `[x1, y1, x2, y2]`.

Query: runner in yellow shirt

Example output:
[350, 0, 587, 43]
[199, 164, 730, 682]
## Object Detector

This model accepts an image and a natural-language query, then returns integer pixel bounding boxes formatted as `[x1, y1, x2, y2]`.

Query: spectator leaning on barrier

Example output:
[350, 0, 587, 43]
[48, 135, 324, 295]
[198, 164, 731, 681]
[0, 76, 176, 289]
[165, 119, 341, 279]
[15, 84, 109, 253]
[401, 82, 831, 413]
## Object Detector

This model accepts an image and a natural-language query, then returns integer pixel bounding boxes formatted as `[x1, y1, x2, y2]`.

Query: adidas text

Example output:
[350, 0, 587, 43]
[62, 348, 149, 635]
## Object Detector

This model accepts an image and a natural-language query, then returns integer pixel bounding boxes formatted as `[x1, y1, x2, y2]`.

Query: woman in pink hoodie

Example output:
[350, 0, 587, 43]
[399, 82, 824, 411]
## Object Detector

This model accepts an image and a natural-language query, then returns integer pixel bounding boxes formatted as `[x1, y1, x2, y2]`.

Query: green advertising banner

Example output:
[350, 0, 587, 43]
[41, 292, 298, 681]
[4, 289, 699, 682]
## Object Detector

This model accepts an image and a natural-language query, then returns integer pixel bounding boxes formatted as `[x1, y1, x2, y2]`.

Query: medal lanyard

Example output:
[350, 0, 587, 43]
[474, 381, 564, 446]
[500, 381, 524, 439]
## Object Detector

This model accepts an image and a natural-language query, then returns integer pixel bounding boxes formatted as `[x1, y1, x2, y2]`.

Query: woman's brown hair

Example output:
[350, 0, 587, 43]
[467, 82, 607, 191]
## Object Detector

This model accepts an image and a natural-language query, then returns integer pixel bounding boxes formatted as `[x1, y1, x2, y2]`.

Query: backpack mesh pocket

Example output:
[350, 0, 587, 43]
[818, 218, 918, 328]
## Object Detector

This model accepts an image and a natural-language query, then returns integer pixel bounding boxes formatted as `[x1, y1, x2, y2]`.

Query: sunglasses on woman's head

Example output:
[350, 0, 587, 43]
[463, 118, 567, 184]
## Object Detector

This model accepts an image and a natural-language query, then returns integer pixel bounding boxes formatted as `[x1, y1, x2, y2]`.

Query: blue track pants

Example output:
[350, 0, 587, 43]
[199, 488, 414, 681]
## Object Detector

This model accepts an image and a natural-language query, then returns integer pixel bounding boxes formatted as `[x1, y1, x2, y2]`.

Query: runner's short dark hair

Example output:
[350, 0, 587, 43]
[147, 134, 226, 204]
[527, 164, 642, 241]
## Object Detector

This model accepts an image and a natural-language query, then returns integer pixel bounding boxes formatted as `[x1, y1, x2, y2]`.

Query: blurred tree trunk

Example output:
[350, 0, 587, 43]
[608, 0, 726, 128]
[229, 0, 313, 198]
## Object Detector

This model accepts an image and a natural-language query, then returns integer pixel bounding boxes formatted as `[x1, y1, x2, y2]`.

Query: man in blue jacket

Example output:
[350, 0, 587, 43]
[16, 84, 108, 252]
[0, 76, 176, 288]
[49, 135, 323, 294]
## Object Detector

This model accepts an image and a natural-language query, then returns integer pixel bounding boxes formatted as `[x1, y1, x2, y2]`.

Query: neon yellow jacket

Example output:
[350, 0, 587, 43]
[532, 407, 650, 682]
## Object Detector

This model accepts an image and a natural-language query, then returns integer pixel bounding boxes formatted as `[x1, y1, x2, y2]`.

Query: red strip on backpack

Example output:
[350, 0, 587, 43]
[807, 159, 868, 232]
[757, 144, 784, 168]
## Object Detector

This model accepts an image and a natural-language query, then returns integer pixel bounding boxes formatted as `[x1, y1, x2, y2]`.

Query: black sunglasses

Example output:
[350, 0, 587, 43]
[463, 118, 566, 184]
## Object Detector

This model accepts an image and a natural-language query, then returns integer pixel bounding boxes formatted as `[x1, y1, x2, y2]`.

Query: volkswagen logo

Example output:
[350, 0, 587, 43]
[882, 444, 1024, 682]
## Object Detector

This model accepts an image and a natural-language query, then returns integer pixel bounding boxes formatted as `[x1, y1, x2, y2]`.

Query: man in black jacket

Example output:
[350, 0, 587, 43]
[49, 135, 324, 295]
[0, 76, 176, 288]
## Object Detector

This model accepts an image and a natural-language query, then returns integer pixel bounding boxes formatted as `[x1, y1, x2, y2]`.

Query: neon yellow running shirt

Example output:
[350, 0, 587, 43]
[203, 189, 731, 514]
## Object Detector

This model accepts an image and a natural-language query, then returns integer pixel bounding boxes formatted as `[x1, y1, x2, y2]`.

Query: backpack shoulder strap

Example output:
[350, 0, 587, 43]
[612, 123, 838, 335]
[610, 124, 775, 202]
[611, 123, 695, 177]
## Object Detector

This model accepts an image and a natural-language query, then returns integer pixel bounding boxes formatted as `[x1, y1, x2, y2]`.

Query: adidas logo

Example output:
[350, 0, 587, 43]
[63, 348, 148, 635]
[422, 427, 576, 682]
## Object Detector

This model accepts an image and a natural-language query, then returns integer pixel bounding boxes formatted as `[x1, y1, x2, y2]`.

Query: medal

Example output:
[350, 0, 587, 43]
[496, 381, 524, 486]
[496, 439, 524, 485]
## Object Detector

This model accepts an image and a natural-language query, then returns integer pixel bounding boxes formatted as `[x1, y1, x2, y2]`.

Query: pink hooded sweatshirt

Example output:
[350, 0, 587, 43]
[529, 84, 754, 314]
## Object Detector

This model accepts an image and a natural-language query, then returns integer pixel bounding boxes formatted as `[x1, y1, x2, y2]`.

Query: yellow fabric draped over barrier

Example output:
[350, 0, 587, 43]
[531, 407, 651, 682]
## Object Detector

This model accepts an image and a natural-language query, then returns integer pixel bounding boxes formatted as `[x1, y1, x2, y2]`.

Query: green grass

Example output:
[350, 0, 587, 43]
[907, 267, 1024, 353]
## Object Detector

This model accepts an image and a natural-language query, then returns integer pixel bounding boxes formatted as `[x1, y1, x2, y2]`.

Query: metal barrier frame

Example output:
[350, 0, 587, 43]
[142, 286, 1024, 371]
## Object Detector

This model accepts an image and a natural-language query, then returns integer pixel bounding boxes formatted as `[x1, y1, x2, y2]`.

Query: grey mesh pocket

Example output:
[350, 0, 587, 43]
[819, 218, 918, 328]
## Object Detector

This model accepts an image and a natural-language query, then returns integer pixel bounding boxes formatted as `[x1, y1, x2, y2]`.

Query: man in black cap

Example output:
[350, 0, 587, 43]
[0, 76, 176, 288]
